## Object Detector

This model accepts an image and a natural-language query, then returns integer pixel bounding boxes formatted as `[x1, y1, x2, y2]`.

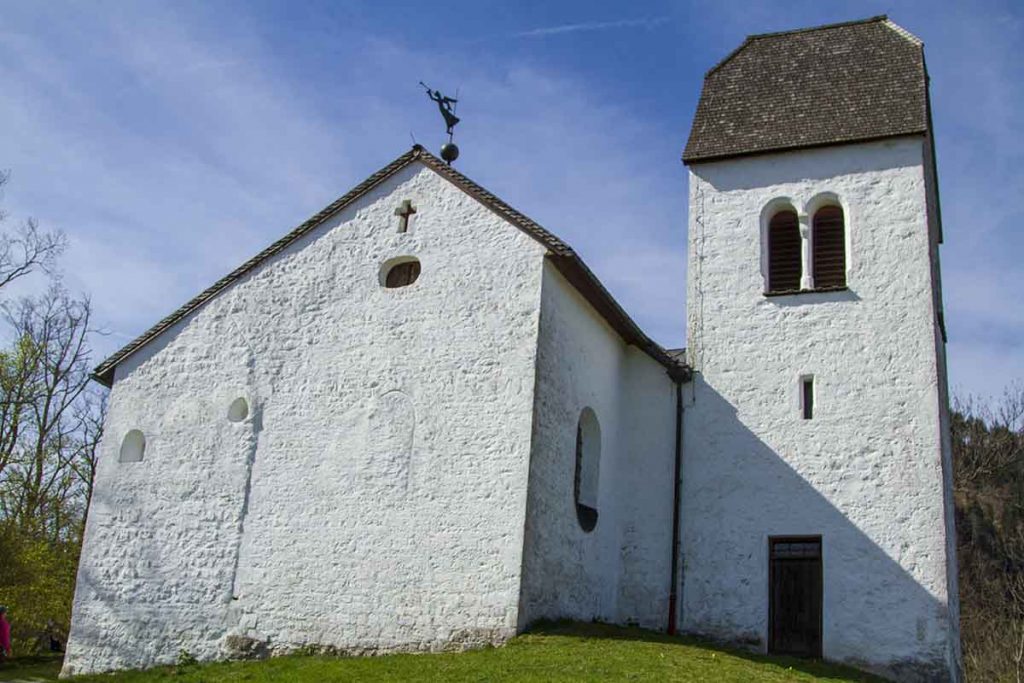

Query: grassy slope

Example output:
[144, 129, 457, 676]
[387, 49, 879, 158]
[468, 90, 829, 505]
[0, 623, 882, 682]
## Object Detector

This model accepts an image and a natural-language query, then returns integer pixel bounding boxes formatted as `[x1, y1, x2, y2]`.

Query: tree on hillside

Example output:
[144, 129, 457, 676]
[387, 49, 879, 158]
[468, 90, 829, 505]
[953, 385, 1024, 682]
[0, 170, 104, 654]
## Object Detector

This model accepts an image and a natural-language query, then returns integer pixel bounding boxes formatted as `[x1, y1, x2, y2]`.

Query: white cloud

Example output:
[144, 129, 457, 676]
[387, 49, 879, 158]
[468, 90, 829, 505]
[513, 17, 669, 38]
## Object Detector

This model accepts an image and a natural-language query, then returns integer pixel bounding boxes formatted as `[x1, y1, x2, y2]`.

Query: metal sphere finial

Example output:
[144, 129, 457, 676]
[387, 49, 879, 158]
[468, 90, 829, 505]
[440, 142, 460, 164]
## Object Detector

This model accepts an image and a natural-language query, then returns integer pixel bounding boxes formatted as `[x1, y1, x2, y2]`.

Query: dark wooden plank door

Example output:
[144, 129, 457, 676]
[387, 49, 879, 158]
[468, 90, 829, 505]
[769, 537, 822, 658]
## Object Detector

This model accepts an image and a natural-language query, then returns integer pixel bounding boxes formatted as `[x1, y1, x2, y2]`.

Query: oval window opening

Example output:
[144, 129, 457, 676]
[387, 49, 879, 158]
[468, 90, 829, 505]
[228, 397, 249, 423]
[383, 258, 421, 289]
[120, 430, 146, 463]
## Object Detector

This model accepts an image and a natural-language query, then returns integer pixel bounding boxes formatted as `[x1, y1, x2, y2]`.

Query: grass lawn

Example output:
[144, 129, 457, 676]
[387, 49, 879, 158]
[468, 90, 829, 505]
[0, 623, 882, 682]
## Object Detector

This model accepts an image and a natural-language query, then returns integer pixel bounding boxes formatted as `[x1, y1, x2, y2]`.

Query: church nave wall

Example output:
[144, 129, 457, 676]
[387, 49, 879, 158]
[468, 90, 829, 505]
[519, 261, 676, 631]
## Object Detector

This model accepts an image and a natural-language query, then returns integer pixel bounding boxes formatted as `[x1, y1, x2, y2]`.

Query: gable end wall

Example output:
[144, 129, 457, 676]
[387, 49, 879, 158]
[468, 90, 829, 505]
[64, 164, 547, 675]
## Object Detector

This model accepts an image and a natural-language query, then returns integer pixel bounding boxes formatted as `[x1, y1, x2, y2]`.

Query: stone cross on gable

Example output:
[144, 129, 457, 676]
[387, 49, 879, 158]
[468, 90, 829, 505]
[394, 199, 417, 233]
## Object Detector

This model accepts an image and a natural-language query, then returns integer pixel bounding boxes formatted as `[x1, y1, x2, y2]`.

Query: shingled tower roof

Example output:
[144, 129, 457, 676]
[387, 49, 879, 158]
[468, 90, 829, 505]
[683, 16, 929, 164]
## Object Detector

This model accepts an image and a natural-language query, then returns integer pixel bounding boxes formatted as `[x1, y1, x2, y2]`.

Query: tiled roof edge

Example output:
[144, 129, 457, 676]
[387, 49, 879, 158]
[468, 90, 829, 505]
[414, 152, 688, 381]
[883, 19, 923, 46]
[682, 130, 928, 165]
[92, 147, 424, 386]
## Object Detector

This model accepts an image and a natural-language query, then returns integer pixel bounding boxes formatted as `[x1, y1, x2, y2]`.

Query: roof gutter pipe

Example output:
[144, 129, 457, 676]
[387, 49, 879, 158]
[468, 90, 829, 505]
[668, 372, 686, 634]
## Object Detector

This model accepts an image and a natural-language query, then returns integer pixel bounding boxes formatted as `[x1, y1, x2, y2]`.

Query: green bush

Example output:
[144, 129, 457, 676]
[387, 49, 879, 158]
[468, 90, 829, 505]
[0, 521, 79, 655]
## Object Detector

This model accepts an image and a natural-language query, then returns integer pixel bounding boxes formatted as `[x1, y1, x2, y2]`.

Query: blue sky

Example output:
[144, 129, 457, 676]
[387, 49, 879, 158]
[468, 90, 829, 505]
[0, 0, 1020, 400]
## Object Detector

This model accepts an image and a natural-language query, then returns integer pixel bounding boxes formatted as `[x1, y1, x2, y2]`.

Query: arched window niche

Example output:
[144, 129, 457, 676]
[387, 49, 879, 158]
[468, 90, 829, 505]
[367, 389, 415, 491]
[380, 256, 421, 289]
[806, 193, 848, 290]
[119, 429, 146, 463]
[761, 199, 802, 294]
[573, 407, 601, 533]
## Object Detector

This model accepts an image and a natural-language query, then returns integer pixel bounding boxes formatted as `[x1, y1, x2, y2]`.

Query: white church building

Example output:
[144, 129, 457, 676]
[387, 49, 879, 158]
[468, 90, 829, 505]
[64, 16, 961, 681]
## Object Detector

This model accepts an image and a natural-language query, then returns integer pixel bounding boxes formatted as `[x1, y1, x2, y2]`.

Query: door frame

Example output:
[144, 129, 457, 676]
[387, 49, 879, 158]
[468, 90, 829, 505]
[767, 535, 823, 658]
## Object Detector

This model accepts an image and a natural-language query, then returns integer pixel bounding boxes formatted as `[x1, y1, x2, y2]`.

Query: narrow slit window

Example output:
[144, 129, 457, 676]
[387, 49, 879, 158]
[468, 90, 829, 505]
[802, 377, 814, 420]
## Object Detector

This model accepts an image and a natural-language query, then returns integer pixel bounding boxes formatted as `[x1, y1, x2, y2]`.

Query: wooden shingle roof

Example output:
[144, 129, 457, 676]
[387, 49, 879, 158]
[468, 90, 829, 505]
[93, 146, 689, 386]
[683, 16, 929, 164]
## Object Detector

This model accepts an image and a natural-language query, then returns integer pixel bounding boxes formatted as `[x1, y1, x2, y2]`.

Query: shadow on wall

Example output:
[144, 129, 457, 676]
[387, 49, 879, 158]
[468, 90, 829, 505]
[61, 399, 263, 676]
[62, 483, 237, 676]
[63, 505, 178, 675]
[683, 380, 958, 683]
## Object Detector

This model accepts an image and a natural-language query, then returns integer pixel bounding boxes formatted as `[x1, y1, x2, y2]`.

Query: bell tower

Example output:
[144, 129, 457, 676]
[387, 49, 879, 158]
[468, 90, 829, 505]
[679, 16, 960, 681]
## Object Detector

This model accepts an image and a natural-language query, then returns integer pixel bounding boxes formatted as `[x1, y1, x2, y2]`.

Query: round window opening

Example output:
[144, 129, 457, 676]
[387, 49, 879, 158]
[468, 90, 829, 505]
[227, 397, 249, 423]
[120, 429, 146, 463]
[382, 258, 421, 289]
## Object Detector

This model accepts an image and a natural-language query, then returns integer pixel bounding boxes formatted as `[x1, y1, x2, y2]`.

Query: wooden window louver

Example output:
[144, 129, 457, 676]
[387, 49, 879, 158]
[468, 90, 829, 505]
[812, 206, 846, 289]
[768, 210, 801, 293]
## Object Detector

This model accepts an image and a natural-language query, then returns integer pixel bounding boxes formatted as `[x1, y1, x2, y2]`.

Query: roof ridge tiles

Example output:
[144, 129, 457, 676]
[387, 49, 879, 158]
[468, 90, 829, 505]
[745, 15, 888, 42]
[704, 15, 925, 78]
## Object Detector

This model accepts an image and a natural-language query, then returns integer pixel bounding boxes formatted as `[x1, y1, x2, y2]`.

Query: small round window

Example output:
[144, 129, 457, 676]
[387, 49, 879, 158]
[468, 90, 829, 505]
[382, 258, 421, 288]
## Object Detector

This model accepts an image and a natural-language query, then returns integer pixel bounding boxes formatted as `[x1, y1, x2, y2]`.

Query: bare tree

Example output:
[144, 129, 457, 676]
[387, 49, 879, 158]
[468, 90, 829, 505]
[0, 171, 66, 290]
[0, 285, 95, 538]
[69, 388, 106, 524]
[0, 332, 41, 481]
[952, 386, 1024, 490]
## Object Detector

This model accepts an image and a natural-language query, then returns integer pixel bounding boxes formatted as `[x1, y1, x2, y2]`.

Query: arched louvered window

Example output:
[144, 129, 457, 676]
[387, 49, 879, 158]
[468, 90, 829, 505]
[768, 210, 801, 293]
[812, 206, 846, 289]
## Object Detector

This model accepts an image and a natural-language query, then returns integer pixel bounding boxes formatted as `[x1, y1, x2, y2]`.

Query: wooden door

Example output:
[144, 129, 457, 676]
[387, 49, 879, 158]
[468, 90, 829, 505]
[769, 537, 822, 658]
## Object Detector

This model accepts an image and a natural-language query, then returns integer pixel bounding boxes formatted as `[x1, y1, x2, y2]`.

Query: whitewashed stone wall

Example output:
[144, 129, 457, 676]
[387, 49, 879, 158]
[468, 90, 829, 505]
[682, 137, 959, 680]
[518, 263, 677, 630]
[63, 163, 548, 675]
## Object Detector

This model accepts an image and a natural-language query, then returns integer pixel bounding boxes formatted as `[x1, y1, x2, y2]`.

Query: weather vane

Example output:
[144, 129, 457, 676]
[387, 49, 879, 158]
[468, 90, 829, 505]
[420, 82, 460, 164]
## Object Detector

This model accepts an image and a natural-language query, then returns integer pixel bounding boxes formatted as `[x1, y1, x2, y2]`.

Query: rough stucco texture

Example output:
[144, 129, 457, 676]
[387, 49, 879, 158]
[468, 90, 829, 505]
[519, 263, 676, 631]
[63, 163, 548, 675]
[682, 138, 959, 681]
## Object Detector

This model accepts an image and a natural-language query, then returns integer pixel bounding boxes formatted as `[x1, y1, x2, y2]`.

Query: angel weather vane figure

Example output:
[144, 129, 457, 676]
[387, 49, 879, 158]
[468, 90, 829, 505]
[420, 82, 461, 164]
[420, 82, 460, 139]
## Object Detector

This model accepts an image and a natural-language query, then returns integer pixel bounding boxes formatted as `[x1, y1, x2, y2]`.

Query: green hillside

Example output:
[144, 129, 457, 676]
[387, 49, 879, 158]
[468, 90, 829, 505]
[0, 623, 881, 682]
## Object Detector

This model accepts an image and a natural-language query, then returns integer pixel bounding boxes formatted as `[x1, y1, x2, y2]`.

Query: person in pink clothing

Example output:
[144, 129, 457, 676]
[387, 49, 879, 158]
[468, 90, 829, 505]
[0, 606, 10, 662]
